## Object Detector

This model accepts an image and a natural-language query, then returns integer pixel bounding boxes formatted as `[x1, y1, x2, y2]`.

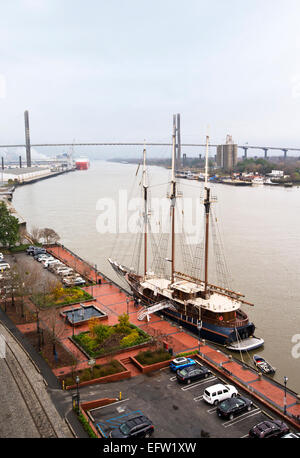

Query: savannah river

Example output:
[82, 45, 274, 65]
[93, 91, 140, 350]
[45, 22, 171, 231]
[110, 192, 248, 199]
[13, 160, 300, 392]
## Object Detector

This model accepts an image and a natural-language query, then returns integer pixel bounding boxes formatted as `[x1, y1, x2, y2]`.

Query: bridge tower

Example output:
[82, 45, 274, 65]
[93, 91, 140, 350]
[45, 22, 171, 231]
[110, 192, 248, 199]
[242, 147, 248, 159]
[262, 148, 268, 159]
[24, 110, 31, 168]
[282, 149, 288, 160]
[175, 113, 181, 170]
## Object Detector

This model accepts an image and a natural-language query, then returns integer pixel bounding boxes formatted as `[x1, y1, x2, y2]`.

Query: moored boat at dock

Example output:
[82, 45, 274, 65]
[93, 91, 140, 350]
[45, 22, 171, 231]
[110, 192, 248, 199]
[253, 355, 276, 374]
[109, 117, 264, 352]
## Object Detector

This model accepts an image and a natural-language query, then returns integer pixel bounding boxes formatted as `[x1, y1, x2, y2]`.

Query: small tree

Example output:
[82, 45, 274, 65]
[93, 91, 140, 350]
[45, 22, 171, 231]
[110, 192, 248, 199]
[0, 201, 20, 247]
[44, 306, 65, 363]
[39, 227, 60, 245]
[88, 317, 101, 338]
[116, 313, 131, 333]
[29, 226, 42, 244]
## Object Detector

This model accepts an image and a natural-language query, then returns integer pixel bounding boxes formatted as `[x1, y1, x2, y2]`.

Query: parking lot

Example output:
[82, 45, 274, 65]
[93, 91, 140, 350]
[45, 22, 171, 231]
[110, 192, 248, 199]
[3, 252, 59, 292]
[83, 361, 280, 438]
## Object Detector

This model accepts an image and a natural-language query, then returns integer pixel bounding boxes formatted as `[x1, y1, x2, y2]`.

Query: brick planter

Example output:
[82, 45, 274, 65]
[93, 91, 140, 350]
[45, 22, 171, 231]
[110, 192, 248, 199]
[63, 361, 131, 390]
[131, 355, 171, 374]
[81, 398, 117, 411]
[69, 335, 152, 360]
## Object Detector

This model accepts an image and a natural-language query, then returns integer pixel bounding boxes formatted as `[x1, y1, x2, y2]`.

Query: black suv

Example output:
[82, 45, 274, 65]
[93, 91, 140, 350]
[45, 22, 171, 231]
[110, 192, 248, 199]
[27, 246, 46, 256]
[176, 364, 211, 384]
[109, 415, 154, 438]
[249, 420, 289, 438]
[217, 395, 253, 419]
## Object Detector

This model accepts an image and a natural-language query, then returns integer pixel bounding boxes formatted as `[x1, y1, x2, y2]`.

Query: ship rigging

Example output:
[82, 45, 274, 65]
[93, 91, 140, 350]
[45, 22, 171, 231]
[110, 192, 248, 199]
[109, 117, 264, 352]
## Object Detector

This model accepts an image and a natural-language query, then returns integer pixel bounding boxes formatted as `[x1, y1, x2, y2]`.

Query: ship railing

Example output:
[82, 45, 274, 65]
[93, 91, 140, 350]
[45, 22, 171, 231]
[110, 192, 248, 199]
[200, 315, 249, 328]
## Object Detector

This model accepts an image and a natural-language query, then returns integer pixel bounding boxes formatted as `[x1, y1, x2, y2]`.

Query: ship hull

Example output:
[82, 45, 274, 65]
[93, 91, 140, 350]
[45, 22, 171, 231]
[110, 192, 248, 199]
[108, 261, 264, 352]
[130, 283, 260, 351]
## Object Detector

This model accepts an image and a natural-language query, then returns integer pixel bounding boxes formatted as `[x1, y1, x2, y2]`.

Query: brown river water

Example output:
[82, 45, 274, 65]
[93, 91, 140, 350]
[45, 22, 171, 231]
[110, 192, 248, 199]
[13, 160, 300, 392]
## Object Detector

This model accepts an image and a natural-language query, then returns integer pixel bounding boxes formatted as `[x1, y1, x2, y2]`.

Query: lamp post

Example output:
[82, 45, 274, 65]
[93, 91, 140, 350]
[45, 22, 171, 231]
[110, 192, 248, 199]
[21, 282, 25, 318]
[36, 310, 40, 334]
[284, 376, 288, 415]
[126, 297, 129, 316]
[72, 308, 75, 337]
[76, 375, 80, 408]
[197, 320, 202, 354]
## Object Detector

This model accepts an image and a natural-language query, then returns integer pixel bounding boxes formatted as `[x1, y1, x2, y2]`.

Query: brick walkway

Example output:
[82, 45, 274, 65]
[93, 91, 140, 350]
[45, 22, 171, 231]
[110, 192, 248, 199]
[14, 245, 300, 429]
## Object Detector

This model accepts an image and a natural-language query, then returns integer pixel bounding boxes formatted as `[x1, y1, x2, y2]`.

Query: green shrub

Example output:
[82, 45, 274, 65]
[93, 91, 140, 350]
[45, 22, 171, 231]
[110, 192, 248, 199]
[135, 348, 172, 366]
[94, 324, 115, 343]
[115, 313, 131, 334]
[120, 330, 140, 348]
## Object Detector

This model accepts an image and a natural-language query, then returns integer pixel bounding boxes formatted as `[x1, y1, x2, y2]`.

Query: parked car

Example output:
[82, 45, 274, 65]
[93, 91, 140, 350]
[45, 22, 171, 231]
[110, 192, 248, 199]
[59, 268, 74, 275]
[176, 364, 211, 384]
[249, 420, 289, 438]
[26, 246, 38, 255]
[0, 252, 3, 261]
[35, 254, 53, 261]
[56, 266, 73, 274]
[203, 383, 238, 405]
[63, 276, 85, 286]
[27, 246, 46, 256]
[217, 395, 253, 419]
[170, 357, 196, 372]
[109, 415, 154, 438]
[43, 259, 61, 268]
[0, 262, 10, 271]
[48, 262, 64, 272]
[73, 277, 86, 285]
[59, 270, 75, 277]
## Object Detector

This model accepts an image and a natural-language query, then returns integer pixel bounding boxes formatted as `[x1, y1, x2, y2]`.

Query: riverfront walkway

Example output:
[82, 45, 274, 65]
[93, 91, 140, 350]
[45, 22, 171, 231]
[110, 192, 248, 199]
[17, 245, 300, 430]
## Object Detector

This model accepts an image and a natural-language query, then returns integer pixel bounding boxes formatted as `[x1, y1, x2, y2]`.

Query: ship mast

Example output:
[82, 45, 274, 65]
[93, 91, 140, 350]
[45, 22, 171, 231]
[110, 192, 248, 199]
[142, 143, 148, 278]
[204, 135, 211, 298]
[170, 115, 177, 284]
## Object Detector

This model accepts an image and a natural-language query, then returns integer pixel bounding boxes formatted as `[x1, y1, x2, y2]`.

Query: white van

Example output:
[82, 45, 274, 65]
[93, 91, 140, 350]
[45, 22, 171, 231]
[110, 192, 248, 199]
[203, 384, 238, 405]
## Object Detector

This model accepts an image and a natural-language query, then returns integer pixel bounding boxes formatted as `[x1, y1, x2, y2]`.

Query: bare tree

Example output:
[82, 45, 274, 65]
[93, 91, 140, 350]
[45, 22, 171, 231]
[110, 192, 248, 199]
[29, 226, 42, 244]
[39, 228, 60, 245]
[43, 306, 66, 363]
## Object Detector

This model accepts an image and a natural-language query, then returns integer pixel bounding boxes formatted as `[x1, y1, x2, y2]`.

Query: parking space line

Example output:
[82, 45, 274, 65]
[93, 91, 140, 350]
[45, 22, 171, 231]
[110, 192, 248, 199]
[169, 376, 177, 381]
[207, 406, 218, 414]
[241, 434, 249, 438]
[104, 410, 143, 425]
[181, 376, 217, 391]
[222, 409, 261, 428]
[193, 395, 203, 402]
[90, 398, 130, 412]
[96, 423, 107, 438]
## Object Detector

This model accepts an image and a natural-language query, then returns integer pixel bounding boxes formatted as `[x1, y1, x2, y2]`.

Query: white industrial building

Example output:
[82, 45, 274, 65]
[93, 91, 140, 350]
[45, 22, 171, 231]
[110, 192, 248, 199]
[1, 167, 51, 183]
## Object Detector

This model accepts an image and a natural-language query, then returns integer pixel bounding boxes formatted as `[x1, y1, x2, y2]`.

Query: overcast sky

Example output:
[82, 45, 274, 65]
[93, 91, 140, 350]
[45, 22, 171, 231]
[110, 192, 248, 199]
[1, 0, 300, 158]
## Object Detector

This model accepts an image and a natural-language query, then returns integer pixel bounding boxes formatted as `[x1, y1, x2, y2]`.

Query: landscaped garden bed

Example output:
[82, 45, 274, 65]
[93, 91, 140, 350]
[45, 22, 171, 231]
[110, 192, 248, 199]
[72, 313, 151, 358]
[0, 299, 37, 325]
[31, 286, 93, 309]
[135, 348, 172, 366]
[63, 359, 128, 388]
[25, 328, 75, 369]
[131, 348, 172, 373]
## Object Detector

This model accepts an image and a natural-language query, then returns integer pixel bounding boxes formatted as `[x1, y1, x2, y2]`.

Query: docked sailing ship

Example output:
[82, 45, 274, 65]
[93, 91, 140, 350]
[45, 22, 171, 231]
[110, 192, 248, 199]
[109, 119, 264, 352]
